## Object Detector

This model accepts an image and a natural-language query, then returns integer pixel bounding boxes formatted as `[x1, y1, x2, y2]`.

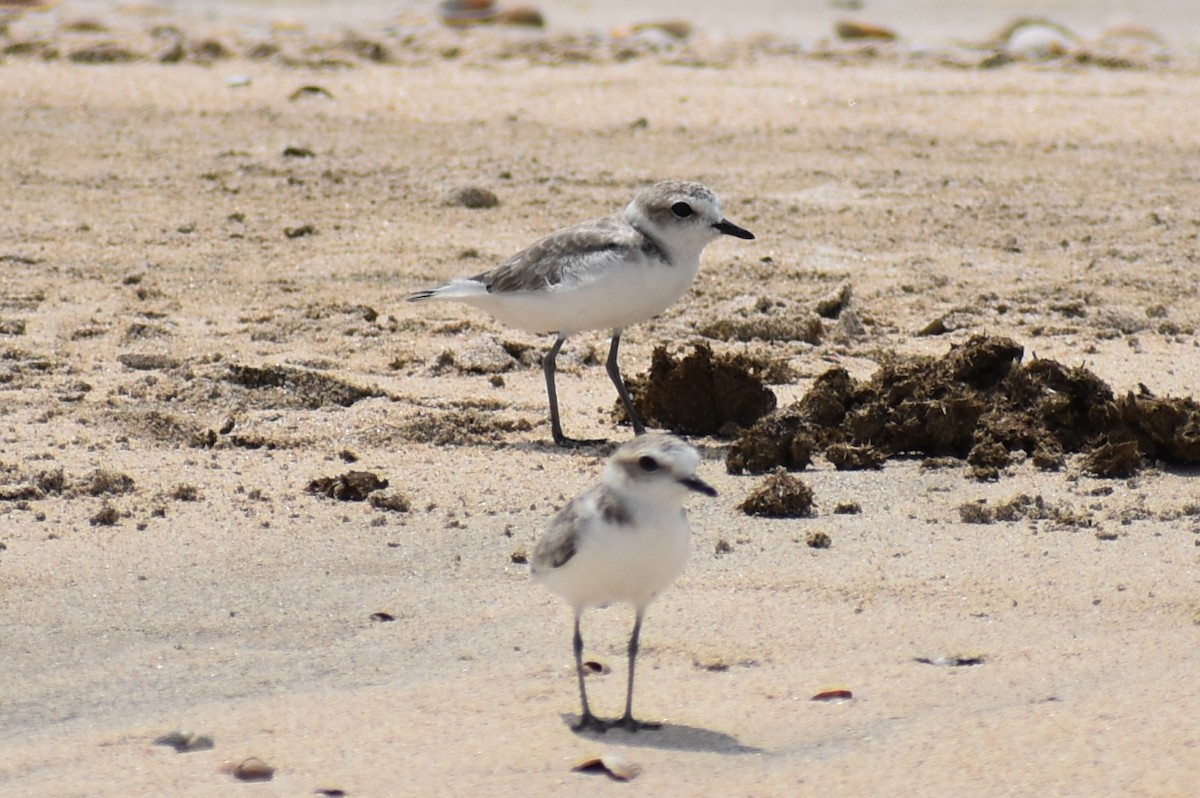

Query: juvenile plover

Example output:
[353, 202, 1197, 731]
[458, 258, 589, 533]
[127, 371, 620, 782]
[531, 433, 716, 731]
[406, 181, 754, 446]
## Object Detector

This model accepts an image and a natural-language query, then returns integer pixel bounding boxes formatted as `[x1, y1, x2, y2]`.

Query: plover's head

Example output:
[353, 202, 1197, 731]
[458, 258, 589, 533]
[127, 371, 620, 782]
[603, 433, 717, 505]
[624, 180, 754, 256]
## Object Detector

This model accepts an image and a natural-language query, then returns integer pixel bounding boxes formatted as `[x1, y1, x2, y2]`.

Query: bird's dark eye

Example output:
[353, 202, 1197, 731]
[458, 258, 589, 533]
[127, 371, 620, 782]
[671, 202, 693, 218]
[638, 455, 660, 472]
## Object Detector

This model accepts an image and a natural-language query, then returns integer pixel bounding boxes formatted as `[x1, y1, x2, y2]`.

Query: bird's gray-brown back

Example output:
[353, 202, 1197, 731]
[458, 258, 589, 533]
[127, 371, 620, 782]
[474, 216, 665, 295]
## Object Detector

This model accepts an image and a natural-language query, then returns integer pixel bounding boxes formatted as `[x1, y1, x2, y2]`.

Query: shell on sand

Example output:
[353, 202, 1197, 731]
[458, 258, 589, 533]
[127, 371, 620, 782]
[835, 18, 898, 41]
[438, 0, 544, 28]
[229, 757, 275, 782]
[985, 16, 1076, 58]
[1006, 23, 1073, 58]
[572, 753, 642, 781]
[495, 6, 544, 27]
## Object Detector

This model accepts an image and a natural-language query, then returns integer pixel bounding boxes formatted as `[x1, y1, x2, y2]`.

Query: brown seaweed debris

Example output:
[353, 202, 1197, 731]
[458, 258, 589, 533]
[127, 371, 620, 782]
[1081, 439, 1142, 478]
[725, 367, 852, 474]
[305, 470, 388, 501]
[619, 343, 776, 436]
[825, 443, 884, 471]
[739, 469, 814, 517]
[1113, 390, 1200, 464]
[806, 530, 832, 548]
[958, 493, 1092, 526]
[727, 334, 1200, 477]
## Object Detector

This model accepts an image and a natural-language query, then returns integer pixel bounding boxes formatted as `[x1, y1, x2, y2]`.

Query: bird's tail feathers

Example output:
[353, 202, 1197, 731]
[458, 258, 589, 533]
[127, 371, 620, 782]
[406, 279, 489, 303]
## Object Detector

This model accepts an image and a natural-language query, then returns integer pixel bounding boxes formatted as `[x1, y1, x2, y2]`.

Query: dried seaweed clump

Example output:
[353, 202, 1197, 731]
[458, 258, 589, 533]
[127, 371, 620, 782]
[727, 334, 1200, 478]
[621, 342, 776, 436]
[306, 470, 388, 501]
[739, 469, 815, 517]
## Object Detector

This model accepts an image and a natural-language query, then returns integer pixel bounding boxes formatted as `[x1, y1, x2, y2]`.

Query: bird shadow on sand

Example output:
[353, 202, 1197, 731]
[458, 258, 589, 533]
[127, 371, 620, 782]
[508, 437, 622, 457]
[509, 430, 733, 458]
[562, 715, 763, 754]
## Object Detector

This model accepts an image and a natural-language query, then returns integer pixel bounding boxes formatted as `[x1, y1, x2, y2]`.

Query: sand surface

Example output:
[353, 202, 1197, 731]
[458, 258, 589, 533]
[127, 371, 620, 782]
[2, 7, 1200, 796]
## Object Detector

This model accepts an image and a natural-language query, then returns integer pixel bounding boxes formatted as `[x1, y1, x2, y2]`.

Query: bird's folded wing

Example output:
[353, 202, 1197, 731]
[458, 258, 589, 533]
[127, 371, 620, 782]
[475, 216, 641, 294]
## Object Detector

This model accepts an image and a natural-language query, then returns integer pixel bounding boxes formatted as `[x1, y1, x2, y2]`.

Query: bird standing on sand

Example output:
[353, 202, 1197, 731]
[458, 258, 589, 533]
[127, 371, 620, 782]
[531, 433, 716, 731]
[406, 180, 754, 446]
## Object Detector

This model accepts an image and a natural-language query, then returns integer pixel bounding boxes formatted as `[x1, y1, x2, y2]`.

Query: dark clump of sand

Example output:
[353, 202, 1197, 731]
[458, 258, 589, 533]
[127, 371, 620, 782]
[727, 334, 1200, 478]
[738, 468, 815, 517]
[305, 470, 389, 501]
[619, 342, 777, 435]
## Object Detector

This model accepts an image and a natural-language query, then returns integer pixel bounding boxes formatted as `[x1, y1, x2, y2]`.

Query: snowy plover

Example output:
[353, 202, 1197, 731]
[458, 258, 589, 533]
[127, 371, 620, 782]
[406, 181, 754, 446]
[531, 433, 716, 732]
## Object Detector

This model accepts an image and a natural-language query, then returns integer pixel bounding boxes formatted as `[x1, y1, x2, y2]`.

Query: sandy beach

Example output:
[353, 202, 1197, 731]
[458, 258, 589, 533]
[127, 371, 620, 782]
[2, 3, 1200, 795]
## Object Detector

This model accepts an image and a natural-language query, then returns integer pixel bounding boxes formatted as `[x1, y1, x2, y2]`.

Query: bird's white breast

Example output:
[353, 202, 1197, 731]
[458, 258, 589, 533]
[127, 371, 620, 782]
[537, 503, 692, 610]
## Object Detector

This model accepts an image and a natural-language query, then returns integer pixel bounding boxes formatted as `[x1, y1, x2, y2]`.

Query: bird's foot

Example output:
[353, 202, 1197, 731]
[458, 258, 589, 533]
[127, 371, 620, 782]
[571, 712, 609, 734]
[608, 714, 662, 733]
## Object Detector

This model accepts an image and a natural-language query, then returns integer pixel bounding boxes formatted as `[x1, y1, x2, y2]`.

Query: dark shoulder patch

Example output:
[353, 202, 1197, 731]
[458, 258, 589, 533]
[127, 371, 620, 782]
[533, 502, 581, 571]
[597, 489, 632, 526]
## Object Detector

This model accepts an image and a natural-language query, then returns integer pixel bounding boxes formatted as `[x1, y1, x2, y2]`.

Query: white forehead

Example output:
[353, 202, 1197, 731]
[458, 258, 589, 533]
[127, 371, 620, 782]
[634, 180, 721, 217]
[611, 433, 701, 474]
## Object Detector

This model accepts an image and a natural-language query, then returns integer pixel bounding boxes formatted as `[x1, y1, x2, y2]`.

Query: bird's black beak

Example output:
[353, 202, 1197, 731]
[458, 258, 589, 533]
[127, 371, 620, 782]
[714, 219, 755, 240]
[681, 475, 718, 497]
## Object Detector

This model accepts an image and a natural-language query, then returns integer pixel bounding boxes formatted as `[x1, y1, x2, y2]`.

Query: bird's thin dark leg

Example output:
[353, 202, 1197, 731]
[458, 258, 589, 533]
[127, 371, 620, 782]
[543, 336, 570, 446]
[544, 336, 606, 447]
[572, 612, 606, 733]
[606, 330, 646, 436]
[614, 608, 660, 731]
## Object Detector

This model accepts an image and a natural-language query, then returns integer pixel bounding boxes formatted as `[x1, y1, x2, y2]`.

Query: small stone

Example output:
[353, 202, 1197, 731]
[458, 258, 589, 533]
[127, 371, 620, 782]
[368, 490, 411, 513]
[284, 223, 316, 239]
[231, 757, 274, 782]
[443, 186, 499, 209]
[496, 6, 545, 27]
